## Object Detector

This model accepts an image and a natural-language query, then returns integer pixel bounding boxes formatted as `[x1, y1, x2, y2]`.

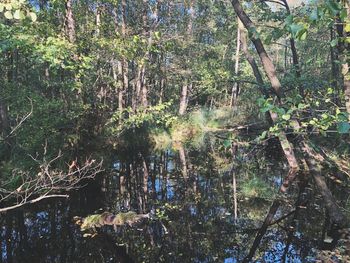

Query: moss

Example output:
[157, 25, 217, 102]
[80, 211, 149, 231]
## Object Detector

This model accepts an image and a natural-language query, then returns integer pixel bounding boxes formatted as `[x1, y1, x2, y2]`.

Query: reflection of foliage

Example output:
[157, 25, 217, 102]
[240, 177, 276, 200]
[79, 211, 150, 231]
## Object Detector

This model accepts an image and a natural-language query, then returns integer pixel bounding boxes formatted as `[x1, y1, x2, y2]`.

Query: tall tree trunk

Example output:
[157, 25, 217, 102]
[0, 100, 9, 138]
[179, 0, 195, 115]
[230, 18, 242, 108]
[64, 0, 76, 43]
[231, 0, 282, 99]
[95, 5, 101, 37]
[140, 0, 149, 108]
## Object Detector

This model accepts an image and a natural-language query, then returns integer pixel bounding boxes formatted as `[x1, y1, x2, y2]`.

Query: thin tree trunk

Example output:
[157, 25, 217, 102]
[179, 82, 188, 115]
[330, 27, 340, 104]
[140, 0, 148, 108]
[120, 0, 128, 110]
[95, 5, 101, 37]
[179, 0, 195, 115]
[230, 18, 242, 108]
[0, 100, 9, 138]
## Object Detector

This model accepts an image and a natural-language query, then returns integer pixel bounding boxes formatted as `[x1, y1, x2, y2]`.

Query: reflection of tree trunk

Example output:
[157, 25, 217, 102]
[232, 168, 237, 221]
[231, 145, 238, 221]
[5, 216, 13, 262]
[151, 157, 157, 199]
[142, 155, 149, 212]
[282, 182, 308, 262]
[301, 141, 346, 227]
[178, 144, 188, 180]
[17, 210, 28, 256]
[244, 200, 280, 262]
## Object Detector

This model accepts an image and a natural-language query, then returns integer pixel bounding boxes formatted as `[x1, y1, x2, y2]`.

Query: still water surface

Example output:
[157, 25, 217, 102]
[1, 142, 346, 262]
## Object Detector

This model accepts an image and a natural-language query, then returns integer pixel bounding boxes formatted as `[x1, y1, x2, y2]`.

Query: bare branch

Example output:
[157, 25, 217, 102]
[0, 151, 103, 213]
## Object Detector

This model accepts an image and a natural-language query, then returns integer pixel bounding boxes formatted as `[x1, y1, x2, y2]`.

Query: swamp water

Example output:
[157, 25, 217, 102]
[1, 140, 348, 262]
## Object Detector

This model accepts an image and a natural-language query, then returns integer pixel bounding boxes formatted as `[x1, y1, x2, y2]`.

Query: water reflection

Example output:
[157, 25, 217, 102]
[1, 143, 347, 262]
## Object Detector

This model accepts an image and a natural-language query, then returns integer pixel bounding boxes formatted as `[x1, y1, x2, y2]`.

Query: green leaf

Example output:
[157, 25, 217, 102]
[345, 24, 350, 33]
[326, 0, 341, 15]
[282, 114, 291, 121]
[289, 23, 304, 37]
[223, 139, 231, 149]
[285, 15, 293, 26]
[297, 29, 307, 41]
[13, 10, 21, 20]
[337, 122, 350, 134]
[260, 131, 268, 140]
[29, 12, 37, 22]
[330, 38, 338, 47]
[4, 10, 13, 19]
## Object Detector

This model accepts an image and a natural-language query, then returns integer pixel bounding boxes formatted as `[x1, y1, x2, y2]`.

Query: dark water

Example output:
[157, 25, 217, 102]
[0, 142, 348, 262]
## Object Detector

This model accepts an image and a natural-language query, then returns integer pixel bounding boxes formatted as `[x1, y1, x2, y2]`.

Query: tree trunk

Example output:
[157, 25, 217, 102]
[120, 0, 128, 110]
[95, 5, 101, 37]
[64, 0, 76, 43]
[330, 27, 340, 104]
[230, 18, 242, 108]
[140, 0, 148, 108]
[179, 0, 195, 115]
[231, 0, 282, 99]
[0, 99, 9, 138]
[179, 83, 188, 116]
